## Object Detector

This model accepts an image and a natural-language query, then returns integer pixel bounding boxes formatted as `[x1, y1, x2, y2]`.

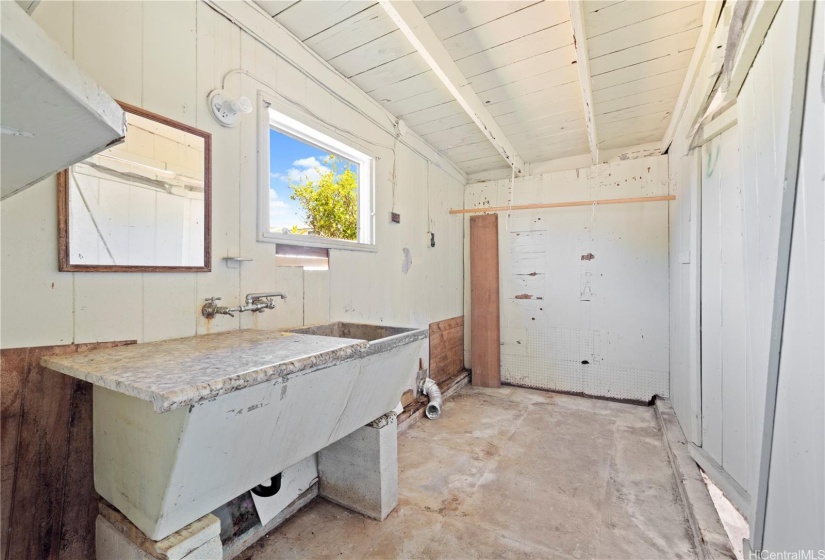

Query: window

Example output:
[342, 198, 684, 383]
[259, 105, 375, 250]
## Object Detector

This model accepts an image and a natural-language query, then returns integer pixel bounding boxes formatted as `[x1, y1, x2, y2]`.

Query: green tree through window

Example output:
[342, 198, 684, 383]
[289, 155, 358, 240]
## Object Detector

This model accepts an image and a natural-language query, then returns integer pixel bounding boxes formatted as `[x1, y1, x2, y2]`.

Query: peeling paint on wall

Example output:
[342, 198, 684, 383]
[401, 247, 412, 274]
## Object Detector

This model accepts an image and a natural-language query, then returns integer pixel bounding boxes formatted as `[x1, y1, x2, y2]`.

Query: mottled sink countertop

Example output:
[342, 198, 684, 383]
[41, 329, 368, 413]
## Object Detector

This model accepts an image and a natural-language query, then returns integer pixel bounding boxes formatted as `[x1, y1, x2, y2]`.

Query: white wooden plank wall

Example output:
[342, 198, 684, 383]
[463, 156, 669, 402]
[736, 4, 807, 515]
[0, 1, 464, 350]
[762, 2, 824, 548]
[667, 0, 815, 531]
[699, 126, 748, 491]
[666, 6, 707, 447]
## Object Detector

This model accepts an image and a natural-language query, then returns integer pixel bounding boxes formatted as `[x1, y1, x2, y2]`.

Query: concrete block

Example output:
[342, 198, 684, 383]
[96, 500, 223, 560]
[318, 413, 399, 520]
[97, 518, 154, 560]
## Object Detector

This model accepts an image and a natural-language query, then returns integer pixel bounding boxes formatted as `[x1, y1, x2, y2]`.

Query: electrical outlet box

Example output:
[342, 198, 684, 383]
[390, 212, 401, 224]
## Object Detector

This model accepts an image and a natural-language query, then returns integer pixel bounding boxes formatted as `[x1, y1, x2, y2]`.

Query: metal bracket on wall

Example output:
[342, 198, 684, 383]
[223, 256, 253, 269]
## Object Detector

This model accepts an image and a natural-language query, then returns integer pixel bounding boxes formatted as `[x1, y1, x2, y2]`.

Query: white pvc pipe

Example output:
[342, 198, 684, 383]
[420, 378, 442, 420]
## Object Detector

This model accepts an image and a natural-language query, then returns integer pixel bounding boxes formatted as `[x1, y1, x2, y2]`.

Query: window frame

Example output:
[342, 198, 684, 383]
[257, 94, 376, 252]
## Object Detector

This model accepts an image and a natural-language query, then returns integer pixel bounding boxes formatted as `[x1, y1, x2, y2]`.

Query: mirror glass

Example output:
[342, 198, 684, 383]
[59, 103, 211, 271]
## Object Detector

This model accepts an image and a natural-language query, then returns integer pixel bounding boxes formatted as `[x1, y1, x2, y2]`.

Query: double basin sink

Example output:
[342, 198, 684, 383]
[42, 322, 427, 540]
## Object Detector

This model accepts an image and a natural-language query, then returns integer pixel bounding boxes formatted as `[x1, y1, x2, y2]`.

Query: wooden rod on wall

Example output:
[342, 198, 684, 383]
[449, 194, 676, 215]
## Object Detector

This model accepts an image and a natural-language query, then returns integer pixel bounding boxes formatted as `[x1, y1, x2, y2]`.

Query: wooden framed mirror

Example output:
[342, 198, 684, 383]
[58, 102, 211, 272]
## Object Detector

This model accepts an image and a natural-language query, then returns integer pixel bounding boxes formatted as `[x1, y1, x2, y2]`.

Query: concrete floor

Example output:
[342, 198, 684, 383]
[241, 385, 697, 559]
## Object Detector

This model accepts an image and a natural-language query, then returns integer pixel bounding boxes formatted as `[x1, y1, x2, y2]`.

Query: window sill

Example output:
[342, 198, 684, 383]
[259, 232, 378, 253]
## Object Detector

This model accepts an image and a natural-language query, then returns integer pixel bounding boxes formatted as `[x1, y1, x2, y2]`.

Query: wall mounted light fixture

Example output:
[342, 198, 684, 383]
[208, 89, 252, 127]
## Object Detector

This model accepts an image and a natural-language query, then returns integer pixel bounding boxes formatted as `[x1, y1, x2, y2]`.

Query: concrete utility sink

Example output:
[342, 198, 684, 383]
[290, 322, 421, 348]
[42, 325, 427, 541]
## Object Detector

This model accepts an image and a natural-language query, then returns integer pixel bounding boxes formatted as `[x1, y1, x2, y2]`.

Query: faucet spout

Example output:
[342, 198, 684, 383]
[245, 292, 286, 306]
[202, 294, 285, 319]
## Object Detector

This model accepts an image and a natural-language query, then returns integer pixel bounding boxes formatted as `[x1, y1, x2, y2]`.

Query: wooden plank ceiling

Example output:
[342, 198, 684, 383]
[253, 0, 705, 175]
[584, 1, 704, 151]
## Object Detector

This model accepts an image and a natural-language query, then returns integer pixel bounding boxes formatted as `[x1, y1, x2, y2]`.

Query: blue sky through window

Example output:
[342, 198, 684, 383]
[269, 128, 358, 234]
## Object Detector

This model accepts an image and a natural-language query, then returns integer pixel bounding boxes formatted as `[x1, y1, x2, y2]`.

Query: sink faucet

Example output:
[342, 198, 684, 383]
[242, 292, 286, 314]
[202, 293, 287, 319]
[245, 292, 286, 306]
[202, 297, 237, 319]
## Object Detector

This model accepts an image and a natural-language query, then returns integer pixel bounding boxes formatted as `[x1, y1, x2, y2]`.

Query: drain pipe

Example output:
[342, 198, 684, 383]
[419, 378, 442, 420]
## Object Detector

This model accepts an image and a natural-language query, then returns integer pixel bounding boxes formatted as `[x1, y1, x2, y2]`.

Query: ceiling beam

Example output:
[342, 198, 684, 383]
[378, 1, 525, 176]
[568, 0, 598, 165]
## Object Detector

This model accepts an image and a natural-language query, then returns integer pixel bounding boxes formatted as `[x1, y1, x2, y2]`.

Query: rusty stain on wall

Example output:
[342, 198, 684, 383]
[581, 253, 596, 261]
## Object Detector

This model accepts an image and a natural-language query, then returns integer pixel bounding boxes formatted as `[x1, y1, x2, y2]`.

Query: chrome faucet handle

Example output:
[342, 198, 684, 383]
[253, 297, 278, 311]
[205, 296, 221, 303]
